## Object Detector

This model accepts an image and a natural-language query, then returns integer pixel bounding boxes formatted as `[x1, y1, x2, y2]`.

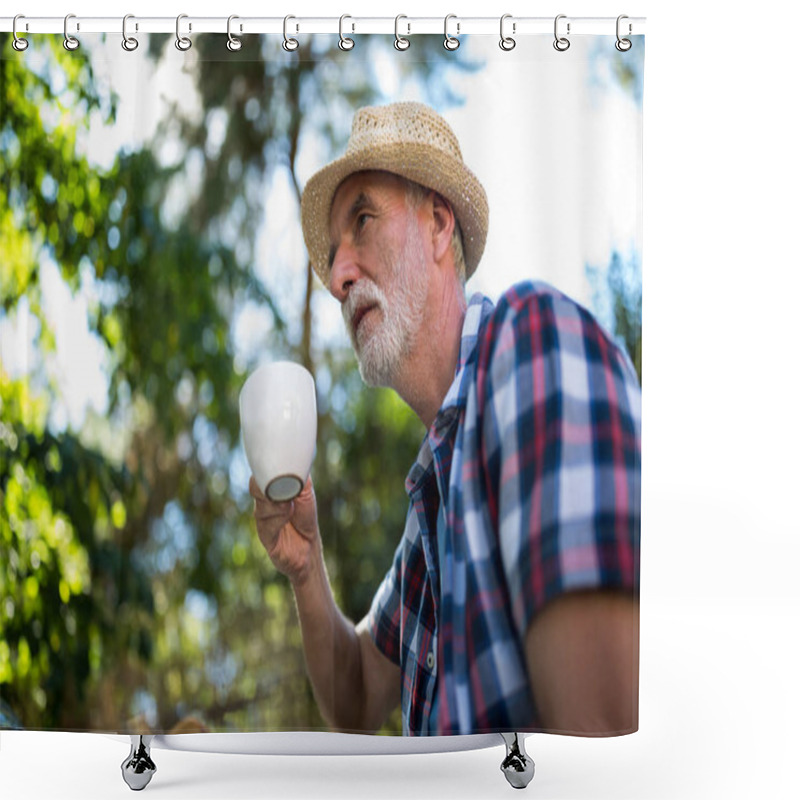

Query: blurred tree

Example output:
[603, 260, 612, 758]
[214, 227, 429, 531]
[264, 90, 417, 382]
[0, 35, 155, 730]
[586, 250, 643, 383]
[585, 39, 643, 385]
[0, 35, 262, 730]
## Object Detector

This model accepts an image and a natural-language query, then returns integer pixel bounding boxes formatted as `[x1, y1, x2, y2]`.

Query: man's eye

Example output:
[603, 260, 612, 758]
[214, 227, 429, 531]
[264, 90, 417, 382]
[356, 213, 370, 230]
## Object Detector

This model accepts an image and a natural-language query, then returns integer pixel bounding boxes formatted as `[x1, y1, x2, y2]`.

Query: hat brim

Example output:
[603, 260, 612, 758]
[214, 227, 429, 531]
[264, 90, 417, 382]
[301, 142, 488, 289]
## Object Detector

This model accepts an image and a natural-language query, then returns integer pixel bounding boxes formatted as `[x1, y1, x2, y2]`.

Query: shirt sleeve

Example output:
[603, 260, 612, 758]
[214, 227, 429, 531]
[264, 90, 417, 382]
[477, 282, 641, 640]
[364, 533, 404, 667]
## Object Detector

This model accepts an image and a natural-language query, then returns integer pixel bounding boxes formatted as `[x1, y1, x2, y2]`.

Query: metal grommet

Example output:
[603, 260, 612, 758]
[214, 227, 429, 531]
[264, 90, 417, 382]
[175, 13, 192, 51]
[227, 15, 242, 51]
[443, 14, 460, 51]
[121, 14, 139, 51]
[394, 15, 410, 51]
[499, 14, 516, 51]
[554, 14, 570, 52]
[12, 14, 29, 51]
[283, 15, 299, 51]
[339, 14, 354, 51]
[63, 13, 79, 51]
[615, 14, 632, 51]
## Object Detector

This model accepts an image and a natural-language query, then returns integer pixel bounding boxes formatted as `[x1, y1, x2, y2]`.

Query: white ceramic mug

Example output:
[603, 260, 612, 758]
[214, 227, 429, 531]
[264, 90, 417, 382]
[239, 361, 317, 502]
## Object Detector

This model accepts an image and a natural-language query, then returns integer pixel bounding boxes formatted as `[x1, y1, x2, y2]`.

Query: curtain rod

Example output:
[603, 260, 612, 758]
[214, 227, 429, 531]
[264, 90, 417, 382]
[1, 16, 646, 37]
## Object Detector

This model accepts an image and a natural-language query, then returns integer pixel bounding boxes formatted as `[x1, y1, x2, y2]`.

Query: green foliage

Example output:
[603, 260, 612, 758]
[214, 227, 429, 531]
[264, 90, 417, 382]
[1, 35, 152, 729]
[0, 36, 118, 307]
[586, 250, 642, 384]
[0, 367, 154, 728]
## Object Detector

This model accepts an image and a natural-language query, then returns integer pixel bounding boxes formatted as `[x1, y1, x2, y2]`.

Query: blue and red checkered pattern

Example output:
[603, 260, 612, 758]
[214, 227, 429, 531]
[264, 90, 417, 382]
[366, 281, 641, 735]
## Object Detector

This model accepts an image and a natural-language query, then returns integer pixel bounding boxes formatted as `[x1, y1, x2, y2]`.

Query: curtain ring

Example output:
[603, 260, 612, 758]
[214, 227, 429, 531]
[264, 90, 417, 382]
[63, 13, 80, 51]
[499, 14, 515, 51]
[175, 13, 192, 51]
[394, 15, 410, 51]
[339, 15, 354, 51]
[443, 14, 460, 51]
[554, 14, 570, 51]
[283, 15, 299, 51]
[615, 15, 632, 51]
[12, 14, 29, 51]
[122, 14, 139, 52]
[227, 15, 242, 51]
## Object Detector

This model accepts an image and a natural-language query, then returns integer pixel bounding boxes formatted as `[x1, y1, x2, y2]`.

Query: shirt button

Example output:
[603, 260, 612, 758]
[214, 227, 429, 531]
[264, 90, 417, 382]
[426, 651, 435, 670]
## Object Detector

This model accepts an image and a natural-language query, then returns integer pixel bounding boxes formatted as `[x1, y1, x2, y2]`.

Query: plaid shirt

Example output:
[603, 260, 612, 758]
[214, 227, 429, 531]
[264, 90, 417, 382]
[366, 281, 641, 735]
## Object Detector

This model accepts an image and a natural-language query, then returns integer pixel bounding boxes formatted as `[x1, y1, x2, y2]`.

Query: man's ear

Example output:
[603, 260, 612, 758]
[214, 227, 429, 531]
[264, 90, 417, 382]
[430, 192, 456, 264]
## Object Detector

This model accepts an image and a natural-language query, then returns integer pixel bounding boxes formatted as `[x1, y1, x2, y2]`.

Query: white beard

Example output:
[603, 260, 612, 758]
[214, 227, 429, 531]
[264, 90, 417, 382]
[342, 221, 429, 388]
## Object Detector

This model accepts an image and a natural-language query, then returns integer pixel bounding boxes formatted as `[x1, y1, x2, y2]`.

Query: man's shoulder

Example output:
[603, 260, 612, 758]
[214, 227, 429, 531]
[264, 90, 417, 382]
[476, 280, 592, 343]
[475, 280, 638, 374]
[498, 279, 582, 312]
[471, 280, 640, 398]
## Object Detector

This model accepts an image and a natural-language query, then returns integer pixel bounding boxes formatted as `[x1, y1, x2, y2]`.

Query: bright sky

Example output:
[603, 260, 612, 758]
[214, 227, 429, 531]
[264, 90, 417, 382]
[0, 33, 642, 432]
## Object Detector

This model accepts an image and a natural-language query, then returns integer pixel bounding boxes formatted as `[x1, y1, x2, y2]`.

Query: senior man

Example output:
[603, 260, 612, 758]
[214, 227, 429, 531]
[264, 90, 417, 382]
[250, 102, 641, 737]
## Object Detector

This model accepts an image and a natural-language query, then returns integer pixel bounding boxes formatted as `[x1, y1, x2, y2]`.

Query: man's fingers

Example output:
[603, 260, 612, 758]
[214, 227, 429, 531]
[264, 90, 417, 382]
[250, 475, 291, 510]
[249, 474, 317, 580]
[253, 505, 292, 524]
[248, 474, 265, 500]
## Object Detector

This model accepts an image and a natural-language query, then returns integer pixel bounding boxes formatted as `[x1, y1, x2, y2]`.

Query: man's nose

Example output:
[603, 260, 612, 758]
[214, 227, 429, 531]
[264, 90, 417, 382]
[329, 241, 361, 302]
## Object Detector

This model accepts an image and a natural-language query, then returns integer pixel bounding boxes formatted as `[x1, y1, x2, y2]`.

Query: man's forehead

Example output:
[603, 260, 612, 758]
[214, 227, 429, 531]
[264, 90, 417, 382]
[330, 171, 405, 215]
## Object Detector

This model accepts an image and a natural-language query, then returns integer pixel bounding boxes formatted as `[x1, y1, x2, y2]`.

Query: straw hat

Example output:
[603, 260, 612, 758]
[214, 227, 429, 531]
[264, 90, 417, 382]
[301, 102, 489, 289]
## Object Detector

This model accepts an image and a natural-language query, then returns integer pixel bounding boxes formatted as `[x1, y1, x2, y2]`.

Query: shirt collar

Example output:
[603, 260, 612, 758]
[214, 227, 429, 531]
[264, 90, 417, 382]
[439, 292, 494, 415]
[405, 292, 495, 497]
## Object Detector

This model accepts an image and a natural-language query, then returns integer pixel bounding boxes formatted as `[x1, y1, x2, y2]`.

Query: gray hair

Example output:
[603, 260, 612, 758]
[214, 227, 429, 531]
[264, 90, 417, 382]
[402, 178, 467, 286]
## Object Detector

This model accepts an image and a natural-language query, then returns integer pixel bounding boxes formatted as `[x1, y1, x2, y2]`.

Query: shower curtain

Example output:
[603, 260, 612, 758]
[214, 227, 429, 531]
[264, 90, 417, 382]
[0, 22, 643, 739]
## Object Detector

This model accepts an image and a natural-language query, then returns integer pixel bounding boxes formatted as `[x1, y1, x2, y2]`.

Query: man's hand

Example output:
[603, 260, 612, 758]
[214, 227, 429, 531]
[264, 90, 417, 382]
[249, 473, 400, 731]
[249, 475, 320, 587]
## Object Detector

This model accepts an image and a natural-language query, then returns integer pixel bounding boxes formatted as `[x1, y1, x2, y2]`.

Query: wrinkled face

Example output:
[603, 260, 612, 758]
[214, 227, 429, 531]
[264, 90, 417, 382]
[328, 171, 430, 388]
